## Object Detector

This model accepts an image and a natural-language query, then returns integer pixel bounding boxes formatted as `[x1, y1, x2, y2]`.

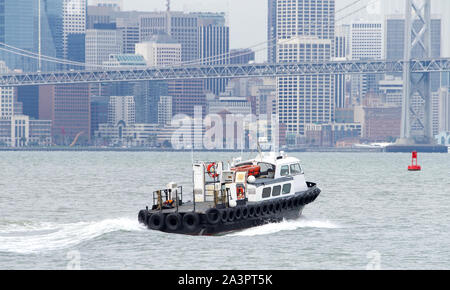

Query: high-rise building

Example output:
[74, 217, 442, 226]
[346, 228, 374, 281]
[267, 0, 277, 63]
[63, 0, 87, 62]
[198, 25, 230, 95]
[158, 96, 173, 126]
[39, 84, 91, 145]
[108, 96, 135, 126]
[276, 0, 335, 135]
[89, 0, 122, 11]
[87, 5, 116, 29]
[90, 95, 109, 139]
[139, 11, 227, 62]
[0, 86, 15, 119]
[0, 0, 63, 72]
[438, 88, 450, 132]
[134, 81, 169, 124]
[85, 23, 122, 69]
[135, 34, 182, 67]
[168, 79, 206, 118]
[229, 49, 255, 65]
[334, 24, 350, 109]
[350, 22, 384, 101]
[385, 15, 442, 91]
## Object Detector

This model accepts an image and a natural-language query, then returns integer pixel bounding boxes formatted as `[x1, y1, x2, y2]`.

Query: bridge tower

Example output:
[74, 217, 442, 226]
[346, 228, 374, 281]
[400, 0, 432, 144]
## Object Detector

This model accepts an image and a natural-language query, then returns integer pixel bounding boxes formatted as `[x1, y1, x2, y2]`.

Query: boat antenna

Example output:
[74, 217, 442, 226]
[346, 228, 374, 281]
[257, 140, 262, 159]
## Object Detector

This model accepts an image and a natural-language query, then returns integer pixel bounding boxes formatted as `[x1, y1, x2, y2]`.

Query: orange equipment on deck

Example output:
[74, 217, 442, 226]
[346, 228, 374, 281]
[231, 165, 261, 177]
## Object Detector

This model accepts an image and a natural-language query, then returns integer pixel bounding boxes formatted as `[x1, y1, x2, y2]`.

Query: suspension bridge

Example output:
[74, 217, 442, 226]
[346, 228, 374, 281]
[0, 0, 447, 149]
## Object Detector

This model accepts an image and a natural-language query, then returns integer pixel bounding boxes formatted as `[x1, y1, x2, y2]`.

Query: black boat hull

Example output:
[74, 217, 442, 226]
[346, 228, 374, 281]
[139, 184, 321, 236]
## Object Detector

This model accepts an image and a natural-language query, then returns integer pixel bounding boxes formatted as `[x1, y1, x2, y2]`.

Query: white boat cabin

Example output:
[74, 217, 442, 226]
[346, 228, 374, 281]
[192, 152, 309, 207]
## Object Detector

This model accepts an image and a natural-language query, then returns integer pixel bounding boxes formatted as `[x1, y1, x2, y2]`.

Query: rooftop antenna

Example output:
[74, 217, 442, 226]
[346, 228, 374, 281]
[166, 0, 171, 12]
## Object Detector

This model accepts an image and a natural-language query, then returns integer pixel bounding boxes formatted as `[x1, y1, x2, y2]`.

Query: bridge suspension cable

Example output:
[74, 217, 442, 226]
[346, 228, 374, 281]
[0, 1, 369, 72]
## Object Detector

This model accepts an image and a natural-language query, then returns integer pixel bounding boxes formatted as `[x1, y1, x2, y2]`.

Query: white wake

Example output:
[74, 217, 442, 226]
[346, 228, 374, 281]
[0, 218, 144, 254]
[229, 218, 340, 237]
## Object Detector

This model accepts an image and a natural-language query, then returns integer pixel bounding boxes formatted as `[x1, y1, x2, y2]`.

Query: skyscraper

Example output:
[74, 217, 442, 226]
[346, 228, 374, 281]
[198, 25, 230, 95]
[139, 11, 227, 63]
[63, 0, 86, 63]
[89, 0, 122, 11]
[276, 0, 335, 135]
[85, 23, 122, 69]
[108, 96, 135, 126]
[267, 0, 277, 63]
[334, 24, 350, 109]
[385, 15, 442, 92]
[0, 0, 63, 72]
[350, 22, 384, 101]
[39, 84, 91, 145]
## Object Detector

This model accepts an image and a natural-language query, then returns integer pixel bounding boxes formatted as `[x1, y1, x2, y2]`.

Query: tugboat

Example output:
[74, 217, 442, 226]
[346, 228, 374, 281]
[138, 151, 321, 235]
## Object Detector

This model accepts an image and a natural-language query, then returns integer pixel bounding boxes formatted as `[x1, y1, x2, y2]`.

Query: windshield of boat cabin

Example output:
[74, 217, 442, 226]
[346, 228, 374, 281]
[258, 162, 276, 179]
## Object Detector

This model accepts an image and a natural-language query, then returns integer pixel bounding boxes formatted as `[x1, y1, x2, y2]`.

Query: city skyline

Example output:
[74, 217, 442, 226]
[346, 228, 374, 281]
[123, 0, 450, 60]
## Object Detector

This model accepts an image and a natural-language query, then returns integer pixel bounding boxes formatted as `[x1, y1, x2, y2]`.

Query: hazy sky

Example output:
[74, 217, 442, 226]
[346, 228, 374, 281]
[123, 0, 449, 59]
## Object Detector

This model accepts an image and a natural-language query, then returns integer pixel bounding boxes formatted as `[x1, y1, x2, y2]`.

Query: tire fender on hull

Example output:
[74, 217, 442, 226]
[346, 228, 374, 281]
[183, 212, 200, 233]
[148, 212, 165, 230]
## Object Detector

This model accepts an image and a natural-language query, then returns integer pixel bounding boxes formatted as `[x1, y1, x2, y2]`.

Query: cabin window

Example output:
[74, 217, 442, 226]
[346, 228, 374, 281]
[258, 162, 276, 178]
[272, 185, 281, 197]
[282, 183, 292, 195]
[290, 163, 302, 175]
[280, 165, 289, 176]
[262, 187, 271, 198]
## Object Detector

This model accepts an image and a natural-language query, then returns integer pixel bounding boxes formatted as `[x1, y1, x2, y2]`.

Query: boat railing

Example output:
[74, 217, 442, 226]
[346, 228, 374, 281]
[152, 186, 183, 213]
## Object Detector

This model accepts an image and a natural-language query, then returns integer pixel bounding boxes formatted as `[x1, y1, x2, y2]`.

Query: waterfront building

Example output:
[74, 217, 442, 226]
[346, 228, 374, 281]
[158, 96, 173, 126]
[354, 105, 402, 142]
[276, 0, 335, 135]
[378, 76, 403, 107]
[90, 95, 109, 139]
[304, 123, 362, 147]
[39, 84, 91, 145]
[95, 122, 160, 147]
[108, 96, 135, 126]
[438, 88, 450, 133]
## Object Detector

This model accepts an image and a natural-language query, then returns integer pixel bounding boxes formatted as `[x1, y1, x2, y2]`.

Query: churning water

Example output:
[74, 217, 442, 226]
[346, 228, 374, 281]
[0, 151, 449, 269]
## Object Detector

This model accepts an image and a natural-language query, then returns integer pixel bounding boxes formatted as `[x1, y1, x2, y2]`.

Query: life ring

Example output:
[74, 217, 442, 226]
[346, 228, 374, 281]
[207, 163, 219, 178]
[237, 186, 246, 200]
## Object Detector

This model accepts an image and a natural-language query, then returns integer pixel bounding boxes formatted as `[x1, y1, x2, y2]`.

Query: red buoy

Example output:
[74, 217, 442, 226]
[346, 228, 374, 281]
[408, 151, 421, 171]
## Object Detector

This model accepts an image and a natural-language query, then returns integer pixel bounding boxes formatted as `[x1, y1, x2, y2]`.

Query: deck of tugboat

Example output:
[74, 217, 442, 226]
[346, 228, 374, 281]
[149, 201, 216, 215]
[148, 183, 319, 215]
